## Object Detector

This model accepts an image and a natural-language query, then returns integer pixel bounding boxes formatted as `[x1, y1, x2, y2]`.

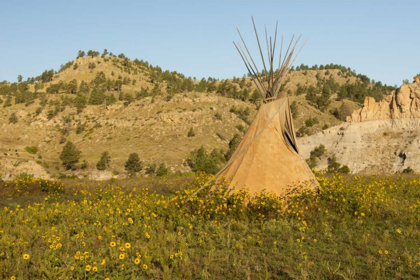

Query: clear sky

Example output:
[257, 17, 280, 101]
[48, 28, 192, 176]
[0, 0, 419, 86]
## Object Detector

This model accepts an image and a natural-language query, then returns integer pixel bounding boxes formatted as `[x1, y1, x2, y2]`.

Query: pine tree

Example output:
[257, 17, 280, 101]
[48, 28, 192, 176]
[125, 153, 142, 175]
[77, 50, 85, 58]
[3, 96, 12, 108]
[60, 141, 81, 170]
[96, 151, 111, 170]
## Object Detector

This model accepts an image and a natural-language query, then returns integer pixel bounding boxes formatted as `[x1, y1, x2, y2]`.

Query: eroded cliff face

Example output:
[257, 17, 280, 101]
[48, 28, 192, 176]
[347, 79, 420, 122]
[298, 78, 420, 174]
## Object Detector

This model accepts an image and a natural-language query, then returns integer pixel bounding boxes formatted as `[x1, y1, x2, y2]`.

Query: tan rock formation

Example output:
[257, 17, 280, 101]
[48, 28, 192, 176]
[347, 80, 420, 122]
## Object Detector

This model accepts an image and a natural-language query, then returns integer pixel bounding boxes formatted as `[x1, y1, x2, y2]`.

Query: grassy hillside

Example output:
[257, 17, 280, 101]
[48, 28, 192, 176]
[0, 51, 395, 178]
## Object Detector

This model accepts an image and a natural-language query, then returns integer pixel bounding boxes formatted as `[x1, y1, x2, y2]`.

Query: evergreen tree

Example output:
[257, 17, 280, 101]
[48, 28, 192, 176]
[67, 79, 78, 94]
[96, 151, 111, 170]
[125, 153, 142, 175]
[77, 50, 85, 58]
[225, 133, 241, 160]
[3, 96, 12, 108]
[74, 94, 87, 114]
[17, 75, 23, 83]
[60, 141, 81, 170]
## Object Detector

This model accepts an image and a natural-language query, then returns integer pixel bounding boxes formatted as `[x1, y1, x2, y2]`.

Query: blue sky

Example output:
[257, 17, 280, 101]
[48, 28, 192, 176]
[0, 0, 419, 86]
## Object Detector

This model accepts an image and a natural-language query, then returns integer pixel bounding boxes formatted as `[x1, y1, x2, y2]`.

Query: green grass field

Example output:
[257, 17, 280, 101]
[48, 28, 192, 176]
[0, 173, 419, 279]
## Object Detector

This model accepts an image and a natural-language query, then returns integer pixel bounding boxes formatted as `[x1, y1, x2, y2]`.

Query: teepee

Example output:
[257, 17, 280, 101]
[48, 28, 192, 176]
[213, 18, 318, 196]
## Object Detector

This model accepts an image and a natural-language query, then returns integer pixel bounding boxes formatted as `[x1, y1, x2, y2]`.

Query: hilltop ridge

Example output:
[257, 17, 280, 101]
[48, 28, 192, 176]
[0, 50, 398, 179]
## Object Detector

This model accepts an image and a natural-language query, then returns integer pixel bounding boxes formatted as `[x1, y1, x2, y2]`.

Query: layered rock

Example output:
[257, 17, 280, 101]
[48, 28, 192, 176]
[347, 78, 420, 122]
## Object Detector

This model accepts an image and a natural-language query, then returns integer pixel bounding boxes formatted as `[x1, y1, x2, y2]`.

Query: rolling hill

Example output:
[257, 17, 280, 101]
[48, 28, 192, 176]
[0, 51, 396, 179]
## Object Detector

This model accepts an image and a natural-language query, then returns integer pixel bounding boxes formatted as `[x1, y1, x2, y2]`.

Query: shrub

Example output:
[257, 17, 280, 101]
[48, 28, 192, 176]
[145, 163, 157, 175]
[214, 112, 222, 121]
[187, 146, 225, 174]
[156, 163, 169, 177]
[9, 112, 18, 124]
[402, 167, 414, 174]
[187, 127, 195, 137]
[338, 165, 350, 174]
[327, 156, 340, 172]
[25, 146, 38, 154]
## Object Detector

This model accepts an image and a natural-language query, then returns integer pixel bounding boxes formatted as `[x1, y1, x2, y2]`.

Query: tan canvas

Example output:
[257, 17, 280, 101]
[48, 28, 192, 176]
[215, 97, 318, 196]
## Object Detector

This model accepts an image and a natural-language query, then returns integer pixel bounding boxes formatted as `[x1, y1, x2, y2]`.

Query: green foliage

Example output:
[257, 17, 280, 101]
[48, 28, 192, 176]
[59, 141, 81, 170]
[327, 156, 341, 172]
[124, 153, 142, 175]
[77, 50, 85, 58]
[96, 152, 111, 171]
[402, 167, 414, 174]
[59, 61, 73, 73]
[327, 156, 350, 174]
[307, 145, 326, 169]
[76, 123, 85, 134]
[305, 117, 319, 127]
[214, 112, 222, 121]
[74, 95, 87, 114]
[290, 101, 298, 118]
[187, 127, 195, 137]
[236, 124, 245, 133]
[156, 163, 169, 177]
[229, 106, 251, 124]
[89, 88, 106, 105]
[187, 146, 225, 174]
[145, 163, 157, 175]
[3, 96, 12, 108]
[225, 133, 241, 161]
[25, 146, 38, 154]
[338, 165, 350, 174]
[9, 112, 18, 124]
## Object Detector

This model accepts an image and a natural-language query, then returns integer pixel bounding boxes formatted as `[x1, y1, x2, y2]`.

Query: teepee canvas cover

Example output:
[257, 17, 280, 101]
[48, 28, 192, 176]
[213, 18, 318, 195]
[217, 96, 317, 195]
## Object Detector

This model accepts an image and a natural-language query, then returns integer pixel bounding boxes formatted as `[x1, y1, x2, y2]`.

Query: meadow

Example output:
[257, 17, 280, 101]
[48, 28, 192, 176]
[0, 173, 419, 279]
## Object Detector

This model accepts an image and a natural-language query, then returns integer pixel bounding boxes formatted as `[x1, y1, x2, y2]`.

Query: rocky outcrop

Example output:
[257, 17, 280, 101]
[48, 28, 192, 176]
[347, 79, 420, 122]
[298, 119, 420, 174]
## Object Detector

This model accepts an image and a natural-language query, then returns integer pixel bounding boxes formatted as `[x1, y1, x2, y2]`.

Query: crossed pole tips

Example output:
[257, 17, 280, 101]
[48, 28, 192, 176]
[233, 16, 307, 101]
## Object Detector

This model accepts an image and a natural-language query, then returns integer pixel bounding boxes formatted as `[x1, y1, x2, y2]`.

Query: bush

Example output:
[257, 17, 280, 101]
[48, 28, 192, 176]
[187, 127, 195, 137]
[402, 167, 414, 174]
[9, 112, 18, 124]
[214, 112, 222, 121]
[156, 163, 169, 177]
[25, 146, 38, 154]
[338, 165, 350, 174]
[145, 163, 157, 175]
[187, 146, 225, 174]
